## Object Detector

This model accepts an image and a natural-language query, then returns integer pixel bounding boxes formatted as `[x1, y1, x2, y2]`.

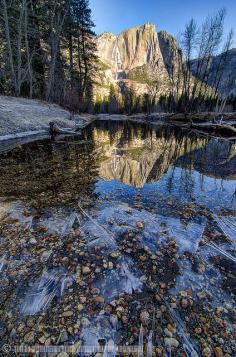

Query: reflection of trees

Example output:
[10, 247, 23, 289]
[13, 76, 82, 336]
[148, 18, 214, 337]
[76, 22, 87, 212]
[0, 121, 234, 209]
[0, 138, 99, 208]
[176, 139, 236, 180]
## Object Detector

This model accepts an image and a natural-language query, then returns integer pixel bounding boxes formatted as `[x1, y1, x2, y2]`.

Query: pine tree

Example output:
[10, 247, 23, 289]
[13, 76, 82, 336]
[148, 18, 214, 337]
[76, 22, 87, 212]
[0, 0, 97, 110]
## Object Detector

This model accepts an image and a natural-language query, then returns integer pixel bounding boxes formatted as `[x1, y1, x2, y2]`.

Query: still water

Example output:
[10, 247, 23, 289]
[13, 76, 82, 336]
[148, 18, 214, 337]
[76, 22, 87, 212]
[0, 120, 235, 355]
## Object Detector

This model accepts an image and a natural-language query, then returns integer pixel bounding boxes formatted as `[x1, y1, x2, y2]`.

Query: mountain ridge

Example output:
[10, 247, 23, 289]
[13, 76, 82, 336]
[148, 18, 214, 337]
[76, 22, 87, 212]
[94, 22, 236, 101]
[95, 23, 173, 97]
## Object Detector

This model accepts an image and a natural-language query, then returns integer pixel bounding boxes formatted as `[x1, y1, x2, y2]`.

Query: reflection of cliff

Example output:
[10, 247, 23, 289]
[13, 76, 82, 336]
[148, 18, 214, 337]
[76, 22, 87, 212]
[0, 122, 234, 207]
[91, 121, 207, 187]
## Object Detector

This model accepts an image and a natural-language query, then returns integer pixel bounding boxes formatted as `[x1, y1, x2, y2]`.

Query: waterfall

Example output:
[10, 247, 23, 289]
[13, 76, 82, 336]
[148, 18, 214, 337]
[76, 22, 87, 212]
[112, 40, 123, 81]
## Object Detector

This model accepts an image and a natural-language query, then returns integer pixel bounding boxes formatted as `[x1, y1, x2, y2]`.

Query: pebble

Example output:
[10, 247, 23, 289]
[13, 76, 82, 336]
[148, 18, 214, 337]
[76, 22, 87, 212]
[59, 331, 68, 343]
[136, 221, 144, 229]
[156, 310, 162, 319]
[116, 306, 124, 313]
[121, 315, 128, 324]
[167, 324, 176, 334]
[202, 347, 212, 356]
[214, 347, 224, 357]
[164, 337, 179, 348]
[94, 296, 104, 304]
[108, 262, 113, 269]
[197, 291, 206, 299]
[18, 323, 25, 332]
[41, 250, 52, 262]
[26, 319, 34, 328]
[81, 317, 90, 326]
[91, 287, 100, 295]
[62, 311, 73, 317]
[195, 327, 202, 334]
[82, 266, 91, 274]
[39, 336, 47, 344]
[57, 353, 69, 357]
[24, 331, 35, 343]
[111, 252, 119, 258]
[164, 328, 173, 337]
[140, 310, 150, 326]
[197, 263, 206, 273]
[77, 304, 84, 312]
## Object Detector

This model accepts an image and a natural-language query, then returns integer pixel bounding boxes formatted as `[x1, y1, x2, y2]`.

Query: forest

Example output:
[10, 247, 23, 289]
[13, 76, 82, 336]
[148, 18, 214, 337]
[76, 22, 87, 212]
[0, 2, 235, 115]
[0, 0, 96, 111]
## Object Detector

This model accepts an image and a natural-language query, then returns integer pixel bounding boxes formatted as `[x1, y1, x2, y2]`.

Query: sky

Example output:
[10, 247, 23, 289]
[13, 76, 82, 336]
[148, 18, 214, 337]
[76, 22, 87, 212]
[90, 0, 236, 44]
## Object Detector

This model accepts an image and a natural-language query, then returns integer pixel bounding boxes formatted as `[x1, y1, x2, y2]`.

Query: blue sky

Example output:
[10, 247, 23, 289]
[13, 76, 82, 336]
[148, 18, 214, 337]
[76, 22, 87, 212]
[90, 0, 236, 44]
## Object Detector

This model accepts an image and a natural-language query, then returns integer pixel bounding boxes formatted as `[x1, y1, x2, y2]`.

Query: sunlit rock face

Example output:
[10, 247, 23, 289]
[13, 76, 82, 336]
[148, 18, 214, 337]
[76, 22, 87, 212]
[96, 23, 171, 91]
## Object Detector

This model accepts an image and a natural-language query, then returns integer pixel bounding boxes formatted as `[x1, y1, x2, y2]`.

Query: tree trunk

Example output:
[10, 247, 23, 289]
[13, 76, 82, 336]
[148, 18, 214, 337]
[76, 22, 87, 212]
[2, 0, 17, 94]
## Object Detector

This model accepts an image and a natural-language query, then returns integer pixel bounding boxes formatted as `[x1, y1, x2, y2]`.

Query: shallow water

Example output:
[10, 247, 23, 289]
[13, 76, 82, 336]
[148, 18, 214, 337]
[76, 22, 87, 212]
[0, 120, 235, 355]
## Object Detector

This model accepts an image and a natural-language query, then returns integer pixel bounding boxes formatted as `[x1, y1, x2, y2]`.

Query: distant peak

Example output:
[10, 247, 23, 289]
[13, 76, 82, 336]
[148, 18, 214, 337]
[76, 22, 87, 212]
[119, 22, 156, 35]
[97, 32, 116, 39]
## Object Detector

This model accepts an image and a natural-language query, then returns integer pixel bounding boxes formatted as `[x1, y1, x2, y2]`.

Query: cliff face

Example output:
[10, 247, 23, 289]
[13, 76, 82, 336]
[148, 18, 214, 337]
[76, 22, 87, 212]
[96, 23, 172, 92]
[158, 31, 180, 76]
[190, 48, 236, 96]
[96, 23, 236, 99]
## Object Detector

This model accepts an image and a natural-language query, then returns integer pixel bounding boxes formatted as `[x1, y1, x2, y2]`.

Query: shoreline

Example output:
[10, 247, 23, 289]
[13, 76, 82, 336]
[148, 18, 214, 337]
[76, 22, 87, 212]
[0, 96, 236, 143]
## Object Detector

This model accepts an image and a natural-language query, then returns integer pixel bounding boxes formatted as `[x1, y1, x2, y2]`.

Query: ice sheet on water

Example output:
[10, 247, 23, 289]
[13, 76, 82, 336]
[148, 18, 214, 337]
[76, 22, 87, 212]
[102, 339, 116, 357]
[80, 313, 118, 351]
[0, 253, 7, 272]
[214, 214, 236, 242]
[171, 256, 231, 307]
[21, 268, 73, 315]
[147, 330, 153, 357]
[32, 208, 79, 236]
[138, 324, 144, 357]
[82, 203, 206, 255]
[81, 203, 159, 253]
[156, 215, 206, 254]
[61, 212, 80, 237]
[165, 301, 201, 357]
[6, 201, 33, 229]
[205, 241, 236, 264]
[95, 259, 143, 302]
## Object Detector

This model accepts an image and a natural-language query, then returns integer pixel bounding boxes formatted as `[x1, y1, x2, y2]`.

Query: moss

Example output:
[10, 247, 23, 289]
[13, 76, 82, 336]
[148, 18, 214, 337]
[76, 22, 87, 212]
[128, 65, 151, 84]
[96, 60, 111, 71]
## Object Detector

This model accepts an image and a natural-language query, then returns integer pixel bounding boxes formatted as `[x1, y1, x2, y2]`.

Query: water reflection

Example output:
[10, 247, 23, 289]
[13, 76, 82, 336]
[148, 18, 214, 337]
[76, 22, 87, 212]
[0, 120, 235, 354]
[0, 120, 235, 209]
[0, 137, 99, 208]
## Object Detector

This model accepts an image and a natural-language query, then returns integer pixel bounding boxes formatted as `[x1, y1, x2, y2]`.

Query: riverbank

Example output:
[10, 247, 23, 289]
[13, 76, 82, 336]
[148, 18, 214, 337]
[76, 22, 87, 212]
[0, 96, 93, 137]
[1, 96, 236, 140]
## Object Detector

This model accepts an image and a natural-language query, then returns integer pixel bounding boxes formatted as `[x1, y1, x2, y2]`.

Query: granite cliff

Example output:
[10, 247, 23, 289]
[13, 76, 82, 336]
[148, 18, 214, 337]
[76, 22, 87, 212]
[95, 23, 176, 97]
[95, 23, 236, 100]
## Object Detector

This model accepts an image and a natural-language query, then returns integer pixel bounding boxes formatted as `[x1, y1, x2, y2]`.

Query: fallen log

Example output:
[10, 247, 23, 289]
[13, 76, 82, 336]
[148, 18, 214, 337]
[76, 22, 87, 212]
[49, 122, 80, 136]
[190, 122, 236, 136]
